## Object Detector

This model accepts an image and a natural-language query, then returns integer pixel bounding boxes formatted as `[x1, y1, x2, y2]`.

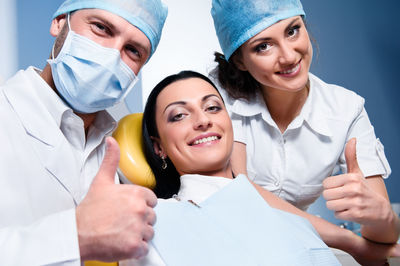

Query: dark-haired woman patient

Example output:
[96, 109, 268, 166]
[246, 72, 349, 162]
[123, 71, 398, 266]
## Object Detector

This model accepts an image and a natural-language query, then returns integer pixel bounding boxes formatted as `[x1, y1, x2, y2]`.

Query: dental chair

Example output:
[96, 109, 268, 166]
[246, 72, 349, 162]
[85, 113, 155, 266]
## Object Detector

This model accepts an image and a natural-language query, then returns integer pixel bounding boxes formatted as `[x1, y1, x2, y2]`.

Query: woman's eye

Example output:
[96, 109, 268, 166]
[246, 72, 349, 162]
[255, 43, 272, 53]
[169, 113, 185, 122]
[288, 25, 300, 37]
[206, 105, 222, 113]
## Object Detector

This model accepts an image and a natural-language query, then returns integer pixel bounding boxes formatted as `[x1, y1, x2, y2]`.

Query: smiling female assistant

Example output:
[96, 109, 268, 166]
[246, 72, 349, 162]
[210, 0, 399, 246]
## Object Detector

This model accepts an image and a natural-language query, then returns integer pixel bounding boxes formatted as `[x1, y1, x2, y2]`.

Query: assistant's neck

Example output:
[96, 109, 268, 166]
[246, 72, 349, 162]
[261, 83, 309, 134]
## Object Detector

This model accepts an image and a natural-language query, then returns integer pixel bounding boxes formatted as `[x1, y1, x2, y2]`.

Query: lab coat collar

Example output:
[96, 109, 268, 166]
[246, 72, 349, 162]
[2, 67, 116, 203]
[229, 91, 279, 128]
[2, 66, 68, 146]
[2, 67, 82, 202]
[228, 73, 333, 137]
[300, 73, 333, 137]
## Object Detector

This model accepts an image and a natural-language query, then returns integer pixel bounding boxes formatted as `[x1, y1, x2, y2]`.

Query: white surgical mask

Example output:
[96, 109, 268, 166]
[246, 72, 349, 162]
[48, 14, 139, 113]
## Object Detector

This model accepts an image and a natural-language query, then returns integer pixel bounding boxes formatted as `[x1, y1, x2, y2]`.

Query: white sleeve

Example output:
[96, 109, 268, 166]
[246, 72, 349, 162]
[339, 107, 391, 178]
[230, 113, 247, 145]
[0, 209, 81, 266]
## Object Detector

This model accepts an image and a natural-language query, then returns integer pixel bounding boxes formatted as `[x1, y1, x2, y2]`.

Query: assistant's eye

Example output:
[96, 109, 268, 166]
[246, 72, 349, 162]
[255, 43, 272, 53]
[287, 25, 300, 38]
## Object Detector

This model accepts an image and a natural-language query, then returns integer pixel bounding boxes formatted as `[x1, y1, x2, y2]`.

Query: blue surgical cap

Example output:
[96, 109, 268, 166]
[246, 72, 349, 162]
[53, 0, 168, 58]
[212, 0, 305, 60]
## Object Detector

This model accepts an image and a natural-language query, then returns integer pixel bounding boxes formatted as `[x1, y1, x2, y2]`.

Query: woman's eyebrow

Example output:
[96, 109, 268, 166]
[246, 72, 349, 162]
[163, 101, 186, 114]
[248, 17, 301, 45]
[162, 94, 221, 113]
[202, 94, 221, 102]
[285, 17, 301, 31]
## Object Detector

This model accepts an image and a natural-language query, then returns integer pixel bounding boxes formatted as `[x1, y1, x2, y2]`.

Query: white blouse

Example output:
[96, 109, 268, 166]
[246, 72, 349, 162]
[220, 73, 391, 210]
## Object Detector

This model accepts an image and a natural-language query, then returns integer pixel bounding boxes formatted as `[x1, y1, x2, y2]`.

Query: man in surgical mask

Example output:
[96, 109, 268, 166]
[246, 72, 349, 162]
[0, 0, 167, 264]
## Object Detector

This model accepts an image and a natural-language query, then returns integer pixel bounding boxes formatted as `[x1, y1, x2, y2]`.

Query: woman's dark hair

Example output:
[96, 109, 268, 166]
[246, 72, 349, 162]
[142, 70, 221, 198]
[210, 17, 317, 102]
[210, 50, 260, 101]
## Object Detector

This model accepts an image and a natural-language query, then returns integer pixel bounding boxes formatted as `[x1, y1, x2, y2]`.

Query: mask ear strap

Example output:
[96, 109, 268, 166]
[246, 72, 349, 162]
[51, 44, 56, 60]
[67, 13, 72, 31]
[51, 13, 71, 60]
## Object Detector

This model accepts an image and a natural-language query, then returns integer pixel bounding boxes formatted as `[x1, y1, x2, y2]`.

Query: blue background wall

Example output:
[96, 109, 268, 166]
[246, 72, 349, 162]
[300, 0, 400, 223]
[16, 0, 399, 223]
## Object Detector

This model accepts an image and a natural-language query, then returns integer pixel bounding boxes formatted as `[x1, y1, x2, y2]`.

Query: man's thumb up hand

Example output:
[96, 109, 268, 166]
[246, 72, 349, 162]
[90, 137, 120, 187]
[76, 137, 157, 261]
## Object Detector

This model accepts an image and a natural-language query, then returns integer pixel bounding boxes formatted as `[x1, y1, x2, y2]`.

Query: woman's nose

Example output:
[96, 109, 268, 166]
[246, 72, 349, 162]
[278, 42, 297, 65]
[193, 112, 212, 130]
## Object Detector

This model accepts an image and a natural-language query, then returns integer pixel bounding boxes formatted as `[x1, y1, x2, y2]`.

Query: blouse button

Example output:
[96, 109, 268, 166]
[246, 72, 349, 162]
[274, 180, 280, 186]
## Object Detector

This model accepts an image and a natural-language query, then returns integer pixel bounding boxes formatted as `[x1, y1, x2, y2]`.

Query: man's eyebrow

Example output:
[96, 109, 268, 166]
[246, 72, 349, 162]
[88, 15, 151, 56]
[89, 15, 117, 32]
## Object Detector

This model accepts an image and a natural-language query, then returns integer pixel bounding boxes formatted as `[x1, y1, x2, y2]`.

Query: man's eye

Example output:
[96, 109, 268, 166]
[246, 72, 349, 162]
[95, 23, 105, 30]
[92, 22, 110, 35]
[126, 46, 141, 58]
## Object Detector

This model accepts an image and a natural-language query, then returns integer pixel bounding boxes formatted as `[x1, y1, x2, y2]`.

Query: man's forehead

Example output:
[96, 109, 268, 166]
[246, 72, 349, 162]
[72, 9, 151, 52]
[52, 0, 168, 58]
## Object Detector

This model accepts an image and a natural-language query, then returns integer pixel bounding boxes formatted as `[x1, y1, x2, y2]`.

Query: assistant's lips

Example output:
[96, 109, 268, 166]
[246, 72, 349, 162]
[276, 60, 301, 77]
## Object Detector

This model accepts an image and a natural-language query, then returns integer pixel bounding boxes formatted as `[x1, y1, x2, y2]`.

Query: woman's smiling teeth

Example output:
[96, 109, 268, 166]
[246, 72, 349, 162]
[279, 62, 300, 74]
[192, 135, 219, 145]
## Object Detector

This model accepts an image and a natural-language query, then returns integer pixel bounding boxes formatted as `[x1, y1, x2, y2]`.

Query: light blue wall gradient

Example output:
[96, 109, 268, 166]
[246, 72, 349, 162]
[301, 1, 400, 222]
[16, 1, 399, 224]
[17, 0, 60, 70]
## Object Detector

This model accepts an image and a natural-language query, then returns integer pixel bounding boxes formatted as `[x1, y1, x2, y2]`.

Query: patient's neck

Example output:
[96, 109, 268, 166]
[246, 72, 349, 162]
[190, 163, 234, 179]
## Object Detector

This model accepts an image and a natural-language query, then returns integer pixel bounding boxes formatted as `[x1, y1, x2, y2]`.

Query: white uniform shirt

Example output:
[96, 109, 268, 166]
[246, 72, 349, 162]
[0, 67, 115, 265]
[220, 73, 391, 210]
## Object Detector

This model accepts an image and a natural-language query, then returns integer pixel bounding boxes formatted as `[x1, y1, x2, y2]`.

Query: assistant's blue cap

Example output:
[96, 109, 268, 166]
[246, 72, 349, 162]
[212, 0, 305, 60]
[53, 0, 168, 58]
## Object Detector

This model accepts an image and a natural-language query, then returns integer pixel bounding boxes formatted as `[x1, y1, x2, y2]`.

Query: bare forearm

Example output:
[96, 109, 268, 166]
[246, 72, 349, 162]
[361, 209, 400, 244]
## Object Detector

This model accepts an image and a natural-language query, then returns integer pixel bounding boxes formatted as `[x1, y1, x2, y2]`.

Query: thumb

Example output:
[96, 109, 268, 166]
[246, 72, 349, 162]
[91, 136, 120, 186]
[389, 243, 400, 257]
[345, 138, 361, 174]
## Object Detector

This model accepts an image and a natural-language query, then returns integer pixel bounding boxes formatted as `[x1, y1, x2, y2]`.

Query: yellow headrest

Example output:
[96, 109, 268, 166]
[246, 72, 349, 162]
[112, 113, 156, 189]
[85, 261, 118, 266]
